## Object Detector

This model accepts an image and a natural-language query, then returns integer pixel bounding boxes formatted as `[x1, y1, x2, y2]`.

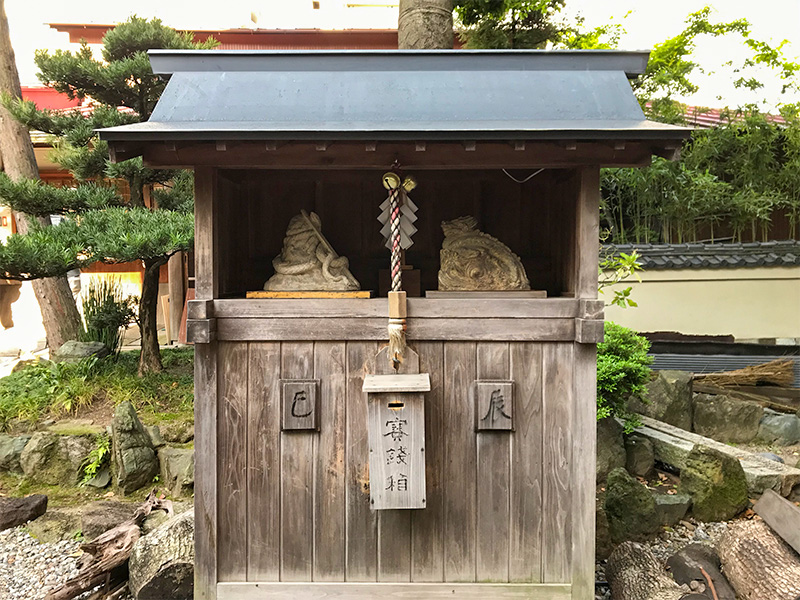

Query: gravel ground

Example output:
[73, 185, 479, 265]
[595, 518, 730, 600]
[0, 526, 132, 600]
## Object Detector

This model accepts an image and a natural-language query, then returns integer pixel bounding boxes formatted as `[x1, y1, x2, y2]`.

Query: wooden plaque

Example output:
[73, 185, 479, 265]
[475, 380, 514, 431]
[367, 393, 426, 510]
[281, 379, 319, 431]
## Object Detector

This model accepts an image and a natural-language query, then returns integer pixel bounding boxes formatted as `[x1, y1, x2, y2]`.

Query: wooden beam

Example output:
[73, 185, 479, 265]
[142, 140, 656, 170]
[217, 582, 572, 600]
[754, 489, 800, 555]
[186, 318, 217, 344]
[575, 167, 600, 299]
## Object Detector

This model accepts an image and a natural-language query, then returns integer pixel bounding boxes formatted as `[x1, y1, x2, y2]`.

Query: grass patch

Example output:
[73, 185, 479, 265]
[0, 472, 112, 507]
[0, 347, 194, 432]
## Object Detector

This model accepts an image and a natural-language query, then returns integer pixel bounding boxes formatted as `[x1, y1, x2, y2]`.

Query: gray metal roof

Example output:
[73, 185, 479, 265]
[606, 241, 800, 270]
[97, 49, 690, 143]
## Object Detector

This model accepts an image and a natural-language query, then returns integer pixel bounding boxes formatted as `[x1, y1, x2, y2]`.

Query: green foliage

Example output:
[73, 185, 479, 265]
[0, 348, 194, 430]
[597, 322, 653, 432]
[0, 174, 119, 217]
[80, 433, 111, 486]
[79, 278, 137, 355]
[598, 246, 642, 308]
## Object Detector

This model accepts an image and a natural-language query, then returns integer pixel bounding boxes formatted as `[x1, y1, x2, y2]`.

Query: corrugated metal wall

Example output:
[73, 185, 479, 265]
[651, 354, 800, 387]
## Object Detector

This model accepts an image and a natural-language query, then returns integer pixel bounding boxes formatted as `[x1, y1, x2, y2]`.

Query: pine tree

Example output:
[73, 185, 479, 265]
[0, 16, 216, 374]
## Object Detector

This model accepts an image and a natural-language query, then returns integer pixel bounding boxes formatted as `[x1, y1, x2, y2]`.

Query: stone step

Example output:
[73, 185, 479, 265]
[632, 415, 800, 499]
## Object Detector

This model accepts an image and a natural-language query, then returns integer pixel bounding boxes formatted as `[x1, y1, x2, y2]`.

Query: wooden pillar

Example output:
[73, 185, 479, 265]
[167, 252, 185, 343]
[572, 166, 600, 600]
[193, 167, 218, 600]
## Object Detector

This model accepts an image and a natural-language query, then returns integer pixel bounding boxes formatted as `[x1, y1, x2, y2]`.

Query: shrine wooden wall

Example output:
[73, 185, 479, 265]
[213, 339, 581, 588]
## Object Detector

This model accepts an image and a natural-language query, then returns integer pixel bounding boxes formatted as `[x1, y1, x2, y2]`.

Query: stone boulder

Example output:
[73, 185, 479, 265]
[625, 434, 655, 478]
[0, 495, 47, 531]
[161, 421, 194, 444]
[19, 432, 93, 485]
[654, 493, 692, 526]
[692, 394, 763, 443]
[80, 501, 138, 541]
[145, 426, 166, 449]
[679, 445, 748, 522]
[604, 468, 660, 543]
[158, 447, 194, 497]
[0, 434, 29, 473]
[112, 402, 158, 494]
[758, 409, 800, 445]
[596, 501, 614, 560]
[26, 507, 81, 542]
[129, 510, 194, 600]
[52, 340, 109, 363]
[630, 370, 693, 431]
[597, 417, 626, 483]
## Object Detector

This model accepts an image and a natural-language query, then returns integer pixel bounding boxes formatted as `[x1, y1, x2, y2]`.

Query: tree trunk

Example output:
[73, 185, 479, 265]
[398, 0, 454, 49]
[606, 542, 705, 600]
[0, 0, 82, 352]
[666, 543, 736, 600]
[718, 518, 800, 600]
[138, 257, 167, 375]
[128, 510, 194, 600]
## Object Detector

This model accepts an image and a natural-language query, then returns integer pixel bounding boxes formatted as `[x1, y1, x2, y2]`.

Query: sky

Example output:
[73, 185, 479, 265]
[5, 0, 800, 109]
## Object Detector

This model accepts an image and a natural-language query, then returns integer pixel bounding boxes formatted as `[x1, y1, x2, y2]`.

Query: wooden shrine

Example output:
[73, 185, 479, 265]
[99, 49, 689, 600]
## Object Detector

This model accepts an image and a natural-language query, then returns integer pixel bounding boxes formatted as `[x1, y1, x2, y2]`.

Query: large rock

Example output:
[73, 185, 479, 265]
[145, 426, 166, 449]
[79, 501, 137, 541]
[112, 402, 158, 494]
[758, 409, 800, 445]
[129, 510, 194, 600]
[596, 501, 613, 560]
[604, 468, 660, 543]
[597, 417, 626, 483]
[654, 493, 692, 526]
[52, 340, 109, 363]
[26, 507, 81, 542]
[0, 495, 47, 531]
[630, 370, 693, 431]
[693, 394, 763, 443]
[161, 421, 194, 444]
[679, 445, 748, 522]
[19, 432, 93, 485]
[625, 434, 655, 478]
[158, 447, 194, 497]
[0, 434, 30, 473]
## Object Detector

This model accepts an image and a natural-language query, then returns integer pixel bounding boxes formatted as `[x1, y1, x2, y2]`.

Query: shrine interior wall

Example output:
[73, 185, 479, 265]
[214, 339, 584, 585]
[214, 168, 580, 298]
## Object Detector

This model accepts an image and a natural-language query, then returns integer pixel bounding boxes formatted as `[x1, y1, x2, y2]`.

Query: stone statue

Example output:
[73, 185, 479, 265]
[438, 216, 530, 291]
[264, 210, 360, 291]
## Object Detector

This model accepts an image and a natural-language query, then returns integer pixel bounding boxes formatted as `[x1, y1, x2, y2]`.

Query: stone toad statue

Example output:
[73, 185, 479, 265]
[264, 210, 360, 291]
[438, 216, 530, 291]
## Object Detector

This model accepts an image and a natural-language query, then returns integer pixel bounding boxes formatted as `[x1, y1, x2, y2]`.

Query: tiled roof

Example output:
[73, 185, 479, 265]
[605, 241, 800, 270]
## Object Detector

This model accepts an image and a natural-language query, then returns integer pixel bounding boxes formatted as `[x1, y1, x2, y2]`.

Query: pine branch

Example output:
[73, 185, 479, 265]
[0, 174, 120, 216]
[0, 218, 85, 279]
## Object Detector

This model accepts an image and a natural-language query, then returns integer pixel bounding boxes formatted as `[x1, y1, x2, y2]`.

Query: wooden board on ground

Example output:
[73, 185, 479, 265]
[246, 291, 373, 298]
[754, 488, 800, 555]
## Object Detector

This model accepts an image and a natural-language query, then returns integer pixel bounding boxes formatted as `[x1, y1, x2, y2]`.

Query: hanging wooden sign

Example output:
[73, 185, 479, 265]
[363, 348, 429, 510]
[475, 380, 514, 431]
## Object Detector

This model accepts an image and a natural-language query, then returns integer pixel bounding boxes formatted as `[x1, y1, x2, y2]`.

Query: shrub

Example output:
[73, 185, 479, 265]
[597, 322, 653, 432]
[79, 278, 137, 355]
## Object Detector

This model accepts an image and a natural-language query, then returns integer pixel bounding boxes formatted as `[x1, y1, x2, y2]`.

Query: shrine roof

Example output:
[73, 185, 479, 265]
[98, 49, 691, 145]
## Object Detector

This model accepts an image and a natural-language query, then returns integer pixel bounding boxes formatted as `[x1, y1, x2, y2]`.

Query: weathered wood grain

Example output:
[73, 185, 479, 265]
[571, 343, 596, 599]
[281, 380, 319, 431]
[344, 342, 379, 582]
[246, 342, 281, 581]
[217, 342, 249, 582]
[194, 167, 218, 300]
[313, 342, 348, 581]
[362, 374, 431, 393]
[443, 342, 477, 582]
[213, 298, 580, 319]
[195, 341, 218, 600]
[280, 342, 315, 582]
[542, 343, 574, 583]
[217, 582, 572, 600]
[374, 347, 418, 582]
[575, 168, 600, 298]
[412, 342, 445, 582]
[509, 343, 544, 583]
[476, 343, 511, 583]
[217, 317, 575, 342]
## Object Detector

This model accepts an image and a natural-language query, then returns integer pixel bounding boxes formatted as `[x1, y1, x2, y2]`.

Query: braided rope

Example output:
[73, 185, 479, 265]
[390, 188, 402, 292]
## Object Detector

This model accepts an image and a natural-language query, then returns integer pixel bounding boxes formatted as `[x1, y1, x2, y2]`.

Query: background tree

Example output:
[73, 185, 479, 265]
[0, 17, 215, 374]
[0, 0, 82, 350]
[398, 0, 454, 49]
